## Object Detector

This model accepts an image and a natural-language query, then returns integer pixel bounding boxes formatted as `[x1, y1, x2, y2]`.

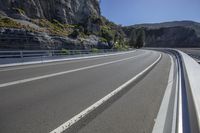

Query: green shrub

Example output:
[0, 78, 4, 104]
[0, 17, 38, 32]
[114, 42, 129, 51]
[69, 29, 80, 38]
[32, 19, 72, 36]
[99, 37, 108, 43]
[101, 26, 115, 42]
[12, 8, 25, 15]
[61, 49, 70, 55]
[0, 17, 22, 28]
[91, 48, 99, 53]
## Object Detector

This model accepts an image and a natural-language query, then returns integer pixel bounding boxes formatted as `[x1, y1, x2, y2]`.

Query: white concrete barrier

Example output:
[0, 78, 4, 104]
[178, 51, 200, 133]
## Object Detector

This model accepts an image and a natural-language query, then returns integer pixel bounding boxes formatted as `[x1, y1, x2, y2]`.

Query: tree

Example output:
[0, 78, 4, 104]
[135, 28, 145, 48]
[129, 29, 137, 48]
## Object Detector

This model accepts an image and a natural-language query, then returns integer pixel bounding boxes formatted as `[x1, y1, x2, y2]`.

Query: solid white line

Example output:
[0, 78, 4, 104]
[171, 71, 179, 133]
[0, 51, 136, 69]
[178, 62, 183, 133]
[152, 55, 175, 133]
[0, 53, 145, 88]
[49, 54, 162, 133]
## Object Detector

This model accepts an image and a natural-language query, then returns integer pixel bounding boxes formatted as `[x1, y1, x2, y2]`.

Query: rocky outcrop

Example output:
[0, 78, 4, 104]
[0, 0, 112, 50]
[124, 21, 200, 48]
[0, 0, 100, 24]
[144, 26, 200, 47]
[0, 28, 112, 50]
[132, 21, 200, 37]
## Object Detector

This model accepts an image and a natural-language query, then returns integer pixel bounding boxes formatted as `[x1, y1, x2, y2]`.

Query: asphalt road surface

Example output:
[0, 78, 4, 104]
[0, 50, 172, 133]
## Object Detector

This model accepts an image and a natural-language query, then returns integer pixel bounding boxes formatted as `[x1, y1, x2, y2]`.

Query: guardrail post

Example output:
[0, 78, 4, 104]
[20, 51, 23, 58]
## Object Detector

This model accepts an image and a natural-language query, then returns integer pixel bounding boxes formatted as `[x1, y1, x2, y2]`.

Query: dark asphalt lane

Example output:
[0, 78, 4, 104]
[78, 54, 171, 133]
[0, 50, 170, 133]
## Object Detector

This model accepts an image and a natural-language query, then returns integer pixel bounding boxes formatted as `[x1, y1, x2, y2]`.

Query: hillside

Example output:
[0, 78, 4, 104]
[124, 21, 200, 47]
[0, 0, 100, 24]
[131, 21, 200, 37]
[0, 0, 126, 50]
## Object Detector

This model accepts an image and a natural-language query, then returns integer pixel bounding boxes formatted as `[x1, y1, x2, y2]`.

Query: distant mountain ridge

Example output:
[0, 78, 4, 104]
[130, 20, 200, 37]
[124, 21, 200, 47]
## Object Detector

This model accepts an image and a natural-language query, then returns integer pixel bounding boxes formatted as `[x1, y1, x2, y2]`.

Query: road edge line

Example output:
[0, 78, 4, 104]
[152, 55, 175, 133]
[49, 54, 162, 133]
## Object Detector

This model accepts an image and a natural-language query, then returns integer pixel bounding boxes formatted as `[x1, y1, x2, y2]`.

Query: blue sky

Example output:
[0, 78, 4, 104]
[100, 0, 200, 26]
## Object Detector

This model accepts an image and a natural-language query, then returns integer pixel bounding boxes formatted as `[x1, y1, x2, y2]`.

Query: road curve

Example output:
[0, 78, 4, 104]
[0, 50, 171, 133]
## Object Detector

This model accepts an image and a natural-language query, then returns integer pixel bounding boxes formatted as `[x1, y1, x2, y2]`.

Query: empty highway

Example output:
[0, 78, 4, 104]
[0, 50, 173, 133]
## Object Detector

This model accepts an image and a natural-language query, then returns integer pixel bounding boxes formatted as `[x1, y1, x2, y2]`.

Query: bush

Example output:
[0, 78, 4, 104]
[12, 8, 25, 15]
[91, 48, 99, 53]
[101, 26, 115, 42]
[69, 29, 80, 38]
[114, 42, 129, 51]
[0, 18, 22, 28]
[135, 29, 145, 48]
[32, 19, 72, 36]
[99, 37, 108, 43]
[61, 49, 70, 55]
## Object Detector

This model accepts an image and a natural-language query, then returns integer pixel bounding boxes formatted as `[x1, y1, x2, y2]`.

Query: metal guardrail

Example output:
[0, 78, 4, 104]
[0, 49, 125, 58]
[0, 49, 132, 67]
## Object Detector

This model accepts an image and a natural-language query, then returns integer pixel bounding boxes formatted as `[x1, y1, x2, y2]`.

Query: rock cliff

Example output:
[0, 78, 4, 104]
[0, 0, 100, 24]
[124, 21, 200, 47]
[0, 0, 118, 50]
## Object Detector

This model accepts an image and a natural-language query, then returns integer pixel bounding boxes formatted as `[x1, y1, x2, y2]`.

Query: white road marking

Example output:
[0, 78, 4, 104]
[152, 55, 175, 133]
[0, 52, 145, 88]
[49, 54, 162, 133]
[178, 61, 183, 133]
[0, 51, 136, 71]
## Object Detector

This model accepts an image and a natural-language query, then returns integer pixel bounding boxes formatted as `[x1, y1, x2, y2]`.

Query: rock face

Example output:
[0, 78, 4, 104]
[145, 26, 200, 47]
[0, 28, 109, 50]
[0, 0, 100, 24]
[132, 21, 200, 37]
[0, 0, 110, 50]
[124, 21, 200, 47]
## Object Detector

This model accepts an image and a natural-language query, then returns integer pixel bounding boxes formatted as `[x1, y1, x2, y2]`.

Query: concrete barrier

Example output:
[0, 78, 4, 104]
[179, 51, 200, 133]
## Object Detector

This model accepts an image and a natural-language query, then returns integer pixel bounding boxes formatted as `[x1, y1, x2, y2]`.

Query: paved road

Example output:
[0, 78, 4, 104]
[0, 50, 172, 133]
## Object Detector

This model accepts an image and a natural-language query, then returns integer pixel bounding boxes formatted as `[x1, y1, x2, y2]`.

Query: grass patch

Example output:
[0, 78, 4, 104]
[0, 18, 23, 28]
[32, 19, 74, 36]
[12, 8, 25, 15]
[61, 48, 70, 55]
[91, 48, 99, 53]
[0, 17, 38, 33]
[99, 37, 108, 43]
[114, 43, 129, 51]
